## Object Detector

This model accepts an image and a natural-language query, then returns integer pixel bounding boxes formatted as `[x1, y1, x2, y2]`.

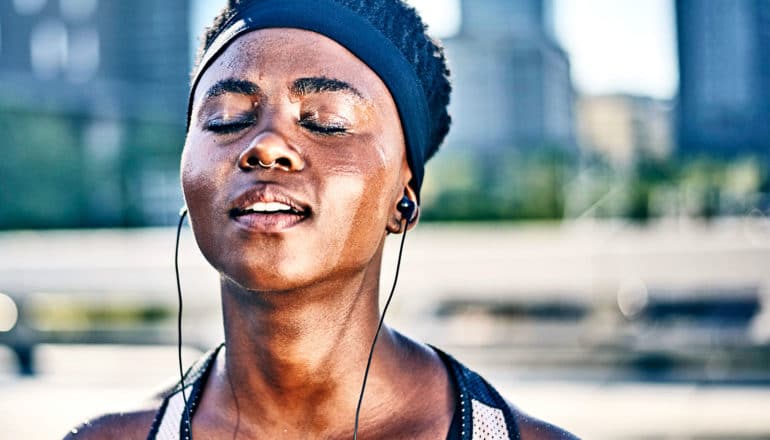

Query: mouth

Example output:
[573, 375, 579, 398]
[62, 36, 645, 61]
[229, 188, 312, 232]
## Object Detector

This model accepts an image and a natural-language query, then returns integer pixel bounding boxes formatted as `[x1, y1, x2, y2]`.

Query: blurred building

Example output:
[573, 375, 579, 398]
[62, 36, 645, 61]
[0, 0, 190, 227]
[577, 94, 673, 165]
[675, 0, 770, 157]
[441, 0, 575, 153]
[0, 0, 190, 123]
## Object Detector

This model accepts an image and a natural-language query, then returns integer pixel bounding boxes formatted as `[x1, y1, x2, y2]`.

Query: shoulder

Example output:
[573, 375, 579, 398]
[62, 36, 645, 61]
[62, 408, 157, 440]
[509, 402, 580, 440]
[62, 393, 167, 440]
[64, 345, 222, 439]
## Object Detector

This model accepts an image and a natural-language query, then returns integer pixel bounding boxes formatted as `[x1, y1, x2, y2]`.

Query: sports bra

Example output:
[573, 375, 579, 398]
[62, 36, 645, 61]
[147, 344, 520, 439]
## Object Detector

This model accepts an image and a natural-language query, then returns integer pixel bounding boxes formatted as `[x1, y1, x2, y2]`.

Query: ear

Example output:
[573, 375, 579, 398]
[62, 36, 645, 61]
[386, 162, 420, 234]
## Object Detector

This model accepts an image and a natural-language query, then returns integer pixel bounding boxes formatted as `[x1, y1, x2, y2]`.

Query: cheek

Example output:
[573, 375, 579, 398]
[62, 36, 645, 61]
[181, 139, 227, 208]
[319, 137, 395, 228]
[316, 158, 395, 269]
[324, 174, 366, 224]
[180, 139, 232, 265]
[317, 175, 376, 272]
[181, 152, 205, 205]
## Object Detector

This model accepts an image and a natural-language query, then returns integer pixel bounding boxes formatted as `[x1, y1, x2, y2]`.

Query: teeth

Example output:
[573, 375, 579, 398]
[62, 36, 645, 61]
[244, 201, 294, 213]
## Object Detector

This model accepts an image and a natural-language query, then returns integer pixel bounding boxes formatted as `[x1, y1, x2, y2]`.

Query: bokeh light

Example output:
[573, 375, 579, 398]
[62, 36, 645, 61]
[0, 293, 19, 332]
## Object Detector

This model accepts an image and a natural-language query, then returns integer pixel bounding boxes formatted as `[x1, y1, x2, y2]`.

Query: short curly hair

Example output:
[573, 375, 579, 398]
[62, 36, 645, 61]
[193, 0, 452, 162]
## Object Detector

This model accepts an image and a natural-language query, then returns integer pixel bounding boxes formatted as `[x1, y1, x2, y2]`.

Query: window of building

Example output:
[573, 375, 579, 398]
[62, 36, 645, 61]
[30, 18, 68, 79]
[13, 0, 47, 16]
[60, 0, 98, 22]
[66, 27, 99, 82]
[84, 119, 122, 165]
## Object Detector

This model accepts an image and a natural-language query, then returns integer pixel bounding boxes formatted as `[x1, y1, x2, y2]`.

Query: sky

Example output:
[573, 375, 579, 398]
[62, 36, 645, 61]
[552, 0, 678, 99]
[192, 0, 679, 100]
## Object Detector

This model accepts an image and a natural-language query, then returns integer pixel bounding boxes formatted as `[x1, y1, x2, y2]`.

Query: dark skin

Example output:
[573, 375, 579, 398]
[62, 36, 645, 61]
[65, 29, 577, 439]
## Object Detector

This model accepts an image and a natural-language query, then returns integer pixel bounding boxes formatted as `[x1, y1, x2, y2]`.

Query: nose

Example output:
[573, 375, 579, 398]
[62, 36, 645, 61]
[237, 131, 305, 172]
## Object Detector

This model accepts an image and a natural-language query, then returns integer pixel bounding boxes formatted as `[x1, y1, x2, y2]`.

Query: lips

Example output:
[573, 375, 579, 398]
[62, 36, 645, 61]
[229, 187, 311, 232]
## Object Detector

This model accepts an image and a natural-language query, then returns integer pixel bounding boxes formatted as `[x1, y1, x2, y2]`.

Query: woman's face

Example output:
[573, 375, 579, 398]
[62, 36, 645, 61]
[182, 28, 410, 291]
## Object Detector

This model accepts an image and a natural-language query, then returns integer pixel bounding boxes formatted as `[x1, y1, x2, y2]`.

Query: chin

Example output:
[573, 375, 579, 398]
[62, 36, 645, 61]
[220, 256, 321, 293]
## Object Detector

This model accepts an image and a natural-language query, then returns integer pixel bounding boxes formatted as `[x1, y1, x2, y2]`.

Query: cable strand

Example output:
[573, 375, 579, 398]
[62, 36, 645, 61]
[175, 209, 193, 437]
[353, 221, 409, 440]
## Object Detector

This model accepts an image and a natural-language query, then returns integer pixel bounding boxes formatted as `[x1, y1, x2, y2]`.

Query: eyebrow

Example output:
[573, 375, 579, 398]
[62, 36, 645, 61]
[290, 77, 364, 99]
[203, 78, 260, 100]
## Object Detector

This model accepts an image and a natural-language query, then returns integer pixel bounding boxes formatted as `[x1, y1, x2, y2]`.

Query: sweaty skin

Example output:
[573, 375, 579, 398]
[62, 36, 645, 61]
[64, 29, 577, 440]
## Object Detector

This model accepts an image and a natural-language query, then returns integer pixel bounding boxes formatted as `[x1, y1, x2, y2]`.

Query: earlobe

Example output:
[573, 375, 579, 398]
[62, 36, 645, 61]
[386, 213, 404, 234]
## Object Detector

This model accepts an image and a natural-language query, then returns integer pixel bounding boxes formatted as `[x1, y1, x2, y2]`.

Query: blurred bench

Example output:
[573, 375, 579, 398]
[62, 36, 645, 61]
[0, 228, 221, 375]
[0, 291, 194, 374]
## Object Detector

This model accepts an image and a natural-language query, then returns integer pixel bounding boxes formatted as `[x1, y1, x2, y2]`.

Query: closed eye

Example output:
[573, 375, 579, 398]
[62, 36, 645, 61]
[298, 112, 350, 136]
[299, 120, 349, 135]
[204, 116, 256, 134]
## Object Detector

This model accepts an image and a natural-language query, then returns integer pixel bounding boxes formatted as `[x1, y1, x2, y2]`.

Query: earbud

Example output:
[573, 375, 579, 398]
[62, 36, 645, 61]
[396, 196, 416, 224]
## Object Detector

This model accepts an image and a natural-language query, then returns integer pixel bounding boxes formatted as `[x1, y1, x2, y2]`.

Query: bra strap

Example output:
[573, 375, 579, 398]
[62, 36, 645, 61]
[433, 346, 521, 440]
[146, 344, 224, 440]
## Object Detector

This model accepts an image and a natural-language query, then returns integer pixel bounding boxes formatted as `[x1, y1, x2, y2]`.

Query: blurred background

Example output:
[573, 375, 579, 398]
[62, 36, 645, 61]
[1, 0, 769, 438]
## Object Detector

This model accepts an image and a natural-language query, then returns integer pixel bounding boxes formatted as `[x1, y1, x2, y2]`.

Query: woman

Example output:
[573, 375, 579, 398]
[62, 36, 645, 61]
[67, 0, 576, 438]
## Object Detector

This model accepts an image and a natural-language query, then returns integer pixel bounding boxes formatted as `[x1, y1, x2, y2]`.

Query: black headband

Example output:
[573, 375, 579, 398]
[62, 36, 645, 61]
[187, 0, 431, 199]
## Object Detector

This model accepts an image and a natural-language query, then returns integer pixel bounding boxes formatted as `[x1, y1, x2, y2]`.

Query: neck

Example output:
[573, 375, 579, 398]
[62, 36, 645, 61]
[214, 246, 402, 434]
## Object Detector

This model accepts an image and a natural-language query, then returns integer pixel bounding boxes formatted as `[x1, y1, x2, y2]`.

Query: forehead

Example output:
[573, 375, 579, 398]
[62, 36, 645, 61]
[194, 28, 391, 103]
